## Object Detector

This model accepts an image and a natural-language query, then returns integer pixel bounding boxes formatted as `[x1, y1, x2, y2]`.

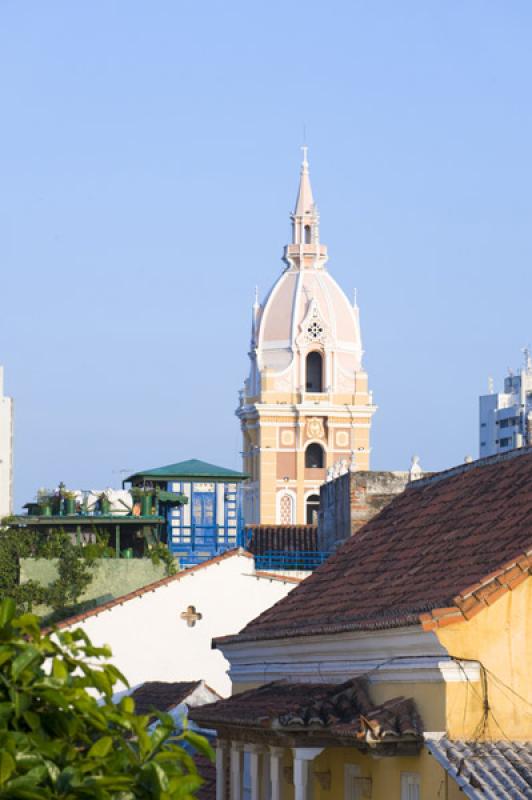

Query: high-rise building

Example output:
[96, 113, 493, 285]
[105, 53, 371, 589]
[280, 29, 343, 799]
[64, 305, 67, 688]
[237, 150, 376, 524]
[0, 366, 14, 519]
[479, 350, 532, 458]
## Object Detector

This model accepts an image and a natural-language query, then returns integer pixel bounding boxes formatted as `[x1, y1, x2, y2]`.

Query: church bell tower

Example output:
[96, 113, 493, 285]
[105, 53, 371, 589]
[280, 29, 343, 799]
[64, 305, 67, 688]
[237, 150, 376, 525]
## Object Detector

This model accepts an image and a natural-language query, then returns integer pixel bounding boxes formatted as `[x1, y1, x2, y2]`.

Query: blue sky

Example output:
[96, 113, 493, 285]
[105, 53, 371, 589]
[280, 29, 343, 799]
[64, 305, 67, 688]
[1, 1, 532, 508]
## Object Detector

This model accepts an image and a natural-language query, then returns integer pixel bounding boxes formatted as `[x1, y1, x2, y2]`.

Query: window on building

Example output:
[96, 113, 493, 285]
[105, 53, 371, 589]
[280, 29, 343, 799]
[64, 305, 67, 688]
[401, 772, 421, 800]
[306, 351, 323, 392]
[481, 422, 487, 428]
[306, 494, 320, 524]
[344, 765, 362, 800]
[401, 772, 420, 800]
[192, 492, 215, 528]
[499, 437, 512, 447]
[304, 224, 312, 244]
[279, 492, 294, 524]
[499, 416, 520, 429]
[305, 443, 324, 468]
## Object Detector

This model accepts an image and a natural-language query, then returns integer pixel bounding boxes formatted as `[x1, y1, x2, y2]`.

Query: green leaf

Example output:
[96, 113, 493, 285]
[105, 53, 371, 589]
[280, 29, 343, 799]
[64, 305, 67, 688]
[0, 599, 16, 629]
[3, 765, 47, 790]
[11, 614, 41, 639]
[22, 711, 40, 731]
[0, 751, 15, 785]
[13, 692, 30, 718]
[11, 647, 41, 680]
[0, 648, 15, 668]
[51, 658, 68, 681]
[87, 736, 113, 759]
[120, 696, 134, 714]
[104, 663, 129, 688]
[184, 730, 215, 761]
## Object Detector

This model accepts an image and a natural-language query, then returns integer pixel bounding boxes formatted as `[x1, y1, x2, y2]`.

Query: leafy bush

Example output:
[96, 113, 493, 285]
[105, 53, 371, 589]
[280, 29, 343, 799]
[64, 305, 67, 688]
[0, 528, 93, 615]
[146, 543, 178, 576]
[0, 599, 211, 798]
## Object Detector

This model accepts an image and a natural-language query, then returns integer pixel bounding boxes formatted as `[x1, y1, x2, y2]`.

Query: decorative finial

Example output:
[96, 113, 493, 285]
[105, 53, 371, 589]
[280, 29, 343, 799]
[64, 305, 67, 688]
[409, 455, 423, 481]
[353, 288, 358, 308]
[301, 145, 309, 171]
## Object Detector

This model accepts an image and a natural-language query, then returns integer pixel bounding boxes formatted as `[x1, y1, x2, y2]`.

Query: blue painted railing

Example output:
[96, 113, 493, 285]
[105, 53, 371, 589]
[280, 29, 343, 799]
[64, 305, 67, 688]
[253, 550, 331, 571]
[169, 524, 245, 566]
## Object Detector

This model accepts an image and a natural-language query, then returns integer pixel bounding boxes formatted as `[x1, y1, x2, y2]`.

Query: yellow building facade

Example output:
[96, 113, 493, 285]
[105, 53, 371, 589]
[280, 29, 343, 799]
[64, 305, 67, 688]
[237, 150, 376, 525]
[206, 582, 531, 800]
[192, 449, 532, 799]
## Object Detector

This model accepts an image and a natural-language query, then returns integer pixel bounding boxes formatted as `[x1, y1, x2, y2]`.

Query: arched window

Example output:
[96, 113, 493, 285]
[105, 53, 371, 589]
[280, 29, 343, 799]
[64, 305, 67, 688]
[305, 443, 324, 469]
[304, 225, 312, 244]
[306, 351, 323, 392]
[278, 493, 294, 524]
[306, 494, 320, 525]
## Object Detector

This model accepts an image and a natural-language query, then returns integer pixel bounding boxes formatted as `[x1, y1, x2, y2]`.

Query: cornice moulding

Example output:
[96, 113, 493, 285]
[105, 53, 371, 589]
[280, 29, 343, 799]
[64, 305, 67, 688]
[219, 627, 480, 685]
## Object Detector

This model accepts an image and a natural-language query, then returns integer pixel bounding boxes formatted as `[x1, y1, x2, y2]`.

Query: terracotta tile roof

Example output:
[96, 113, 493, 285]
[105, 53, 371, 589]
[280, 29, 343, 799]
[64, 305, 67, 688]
[130, 681, 202, 716]
[246, 525, 318, 555]
[49, 548, 253, 631]
[190, 678, 422, 744]
[219, 449, 532, 644]
[426, 737, 532, 799]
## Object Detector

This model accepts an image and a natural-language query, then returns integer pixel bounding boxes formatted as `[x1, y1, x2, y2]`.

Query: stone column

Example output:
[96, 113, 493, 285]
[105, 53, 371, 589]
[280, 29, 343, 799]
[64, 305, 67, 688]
[269, 747, 284, 800]
[230, 742, 244, 800]
[245, 744, 262, 800]
[292, 748, 324, 800]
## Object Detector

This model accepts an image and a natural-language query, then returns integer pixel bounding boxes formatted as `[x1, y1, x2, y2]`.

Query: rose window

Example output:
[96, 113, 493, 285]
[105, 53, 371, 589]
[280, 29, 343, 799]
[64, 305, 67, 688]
[307, 321, 324, 340]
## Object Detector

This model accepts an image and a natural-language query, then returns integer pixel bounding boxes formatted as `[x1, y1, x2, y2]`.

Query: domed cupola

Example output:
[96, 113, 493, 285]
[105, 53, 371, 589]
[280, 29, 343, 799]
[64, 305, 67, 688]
[253, 149, 364, 398]
[237, 150, 376, 525]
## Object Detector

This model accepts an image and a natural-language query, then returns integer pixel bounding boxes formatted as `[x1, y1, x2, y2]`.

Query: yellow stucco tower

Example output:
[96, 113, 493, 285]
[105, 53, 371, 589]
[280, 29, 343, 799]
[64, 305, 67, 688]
[237, 150, 376, 524]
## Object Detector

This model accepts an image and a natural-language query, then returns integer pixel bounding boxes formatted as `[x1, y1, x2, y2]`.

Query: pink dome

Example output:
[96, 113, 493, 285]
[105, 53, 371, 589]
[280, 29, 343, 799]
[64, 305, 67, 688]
[257, 266, 363, 376]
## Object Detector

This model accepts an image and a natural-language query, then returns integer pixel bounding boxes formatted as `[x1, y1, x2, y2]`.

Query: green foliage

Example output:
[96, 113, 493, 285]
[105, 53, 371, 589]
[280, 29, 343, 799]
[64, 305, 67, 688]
[130, 488, 153, 499]
[81, 531, 115, 561]
[0, 528, 93, 615]
[146, 543, 178, 576]
[0, 598, 211, 798]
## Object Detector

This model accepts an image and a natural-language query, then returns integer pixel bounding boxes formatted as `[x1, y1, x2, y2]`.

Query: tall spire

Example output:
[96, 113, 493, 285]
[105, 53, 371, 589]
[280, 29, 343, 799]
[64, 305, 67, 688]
[284, 148, 328, 270]
[289, 146, 322, 254]
[294, 145, 315, 217]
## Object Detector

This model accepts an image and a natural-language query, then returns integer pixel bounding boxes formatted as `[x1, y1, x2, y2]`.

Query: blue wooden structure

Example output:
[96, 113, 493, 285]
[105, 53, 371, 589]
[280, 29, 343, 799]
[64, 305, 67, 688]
[124, 459, 247, 567]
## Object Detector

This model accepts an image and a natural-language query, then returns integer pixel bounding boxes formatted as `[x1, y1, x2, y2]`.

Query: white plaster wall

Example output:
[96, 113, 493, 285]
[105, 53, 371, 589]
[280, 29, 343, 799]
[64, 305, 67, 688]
[62, 554, 297, 696]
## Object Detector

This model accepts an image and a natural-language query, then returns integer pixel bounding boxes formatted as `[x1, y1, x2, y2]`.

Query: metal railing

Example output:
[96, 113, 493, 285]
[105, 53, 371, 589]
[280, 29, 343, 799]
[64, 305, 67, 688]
[169, 525, 243, 556]
[253, 550, 331, 571]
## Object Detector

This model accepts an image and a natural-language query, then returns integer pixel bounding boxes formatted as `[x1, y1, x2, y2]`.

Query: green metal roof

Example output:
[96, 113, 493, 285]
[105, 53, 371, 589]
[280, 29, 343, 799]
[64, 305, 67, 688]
[126, 458, 248, 483]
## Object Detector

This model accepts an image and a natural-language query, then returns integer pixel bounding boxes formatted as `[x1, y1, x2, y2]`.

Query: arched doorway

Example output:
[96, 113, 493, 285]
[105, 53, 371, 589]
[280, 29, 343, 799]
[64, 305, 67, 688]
[306, 351, 323, 392]
[305, 442, 324, 469]
[306, 494, 320, 524]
